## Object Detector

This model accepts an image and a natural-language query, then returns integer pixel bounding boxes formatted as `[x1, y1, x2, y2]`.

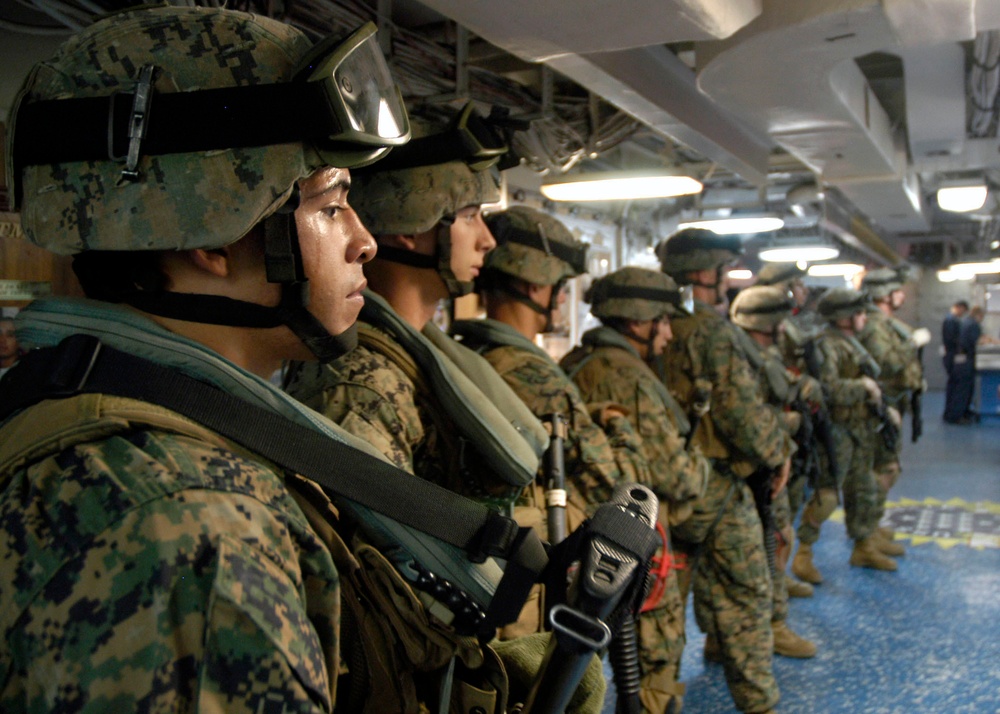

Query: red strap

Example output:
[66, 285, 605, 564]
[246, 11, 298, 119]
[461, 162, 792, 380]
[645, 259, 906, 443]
[640, 522, 678, 613]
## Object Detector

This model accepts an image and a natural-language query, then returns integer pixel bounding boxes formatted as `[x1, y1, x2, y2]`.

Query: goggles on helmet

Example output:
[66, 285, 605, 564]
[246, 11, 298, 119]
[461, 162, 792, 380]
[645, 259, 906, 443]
[372, 101, 509, 172]
[10, 22, 409, 202]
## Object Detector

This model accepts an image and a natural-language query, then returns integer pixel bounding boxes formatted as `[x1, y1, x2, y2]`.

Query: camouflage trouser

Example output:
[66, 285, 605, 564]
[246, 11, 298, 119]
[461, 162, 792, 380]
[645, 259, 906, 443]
[872, 400, 905, 526]
[770, 488, 791, 623]
[673, 471, 777, 714]
[785, 469, 808, 524]
[638, 564, 686, 712]
[835, 421, 879, 541]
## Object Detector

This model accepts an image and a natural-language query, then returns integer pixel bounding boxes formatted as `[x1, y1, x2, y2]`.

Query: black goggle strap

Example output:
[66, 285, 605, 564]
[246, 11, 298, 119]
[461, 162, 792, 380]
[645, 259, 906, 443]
[14, 81, 348, 172]
[371, 102, 508, 171]
[601, 284, 683, 311]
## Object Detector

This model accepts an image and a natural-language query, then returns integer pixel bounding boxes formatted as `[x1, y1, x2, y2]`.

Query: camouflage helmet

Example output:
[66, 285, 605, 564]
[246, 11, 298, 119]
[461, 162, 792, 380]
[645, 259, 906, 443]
[350, 109, 502, 237]
[756, 263, 806, 287]
[730, 285, 795, 332]
[482, 206, 588, 285]
[8, 6, 409, 255]
[861, 267, 904, 300]
[655, 228, 743, 282]
[818, 287, 868, 322]
[585, 267, 687, 322]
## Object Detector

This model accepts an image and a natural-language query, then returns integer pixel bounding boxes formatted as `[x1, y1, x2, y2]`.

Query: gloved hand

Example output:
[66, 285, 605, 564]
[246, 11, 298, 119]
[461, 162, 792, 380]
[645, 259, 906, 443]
[796, 375, 825, 408]
[911, 327, 932, 348]
[771, 457, 792, 498]
[491, 633, 607, 713]
[860, 376, 882, 405]
[887, 406, 902, 430]
[782, 410, 803, 435]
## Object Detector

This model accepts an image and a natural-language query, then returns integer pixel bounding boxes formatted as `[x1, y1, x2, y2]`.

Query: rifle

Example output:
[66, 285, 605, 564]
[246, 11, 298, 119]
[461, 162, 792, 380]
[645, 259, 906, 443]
[747, 468, 778, 585]
[800, 342, 841, 482]
[858, 361, 899, 452]
[524, 483, 660, 714]
[790, 398, 820, 490]
[544, 413, 568, 545]
[911, 346, 924, 443]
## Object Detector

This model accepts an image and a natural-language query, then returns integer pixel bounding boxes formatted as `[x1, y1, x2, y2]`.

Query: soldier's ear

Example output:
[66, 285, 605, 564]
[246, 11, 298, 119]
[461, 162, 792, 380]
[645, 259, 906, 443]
[185, 248, 232, 278]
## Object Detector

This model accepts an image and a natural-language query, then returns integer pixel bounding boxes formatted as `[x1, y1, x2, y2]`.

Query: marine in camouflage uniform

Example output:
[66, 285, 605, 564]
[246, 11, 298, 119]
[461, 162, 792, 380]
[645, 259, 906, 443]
[0, 8, 431, 711]
[655, 230, 793, 714]
[284, 111, 606, 710]
[858, 268, 927, 555]
[452, 206, 649, 527]
[729, 287, 819, 658]
[805, 289, 899, 574]
[559, 267, 711, 714]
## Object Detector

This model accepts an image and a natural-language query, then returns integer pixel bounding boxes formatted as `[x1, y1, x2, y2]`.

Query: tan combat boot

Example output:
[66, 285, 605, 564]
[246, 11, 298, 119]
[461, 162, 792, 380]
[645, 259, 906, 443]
[791, 542, 823, 584]
[772, 620, 817, 658]
[874, 530, 905, 557]
[784, 572, 814, 598]
[849, 537, 898, 571]
[878, 525, 896, 540]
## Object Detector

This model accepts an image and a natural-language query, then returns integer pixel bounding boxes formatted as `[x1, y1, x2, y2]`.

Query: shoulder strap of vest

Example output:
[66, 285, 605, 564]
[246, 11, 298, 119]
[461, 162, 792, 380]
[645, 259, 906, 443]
[359, 292, 548, 488]
[0, 334, 546, 639]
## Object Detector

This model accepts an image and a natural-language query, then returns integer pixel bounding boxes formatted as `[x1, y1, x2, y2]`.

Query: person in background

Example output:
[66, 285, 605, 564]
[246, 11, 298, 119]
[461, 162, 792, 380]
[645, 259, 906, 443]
[656, 229, 793, 714]
[858, 268, 928, 553]
[0, 316, 20, 380]
[942, 300, 969, 422]
[560, 266, 712, 714]
[950, 305, 988, 423]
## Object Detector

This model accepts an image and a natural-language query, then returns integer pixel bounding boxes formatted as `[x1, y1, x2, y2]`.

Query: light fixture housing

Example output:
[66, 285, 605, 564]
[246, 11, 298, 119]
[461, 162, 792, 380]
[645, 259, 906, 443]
[937, 184, 988, 212]
[807, 263, 864, 277]
[759, 245, 840, 263]
[540, 170, 703, 202]
[678, 214, 785, 235]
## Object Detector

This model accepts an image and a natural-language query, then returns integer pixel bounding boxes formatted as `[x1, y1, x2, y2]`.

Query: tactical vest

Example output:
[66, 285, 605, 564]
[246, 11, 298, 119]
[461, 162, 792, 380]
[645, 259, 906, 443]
[0, 393, 510, 714]
[355, 291, 548, 508]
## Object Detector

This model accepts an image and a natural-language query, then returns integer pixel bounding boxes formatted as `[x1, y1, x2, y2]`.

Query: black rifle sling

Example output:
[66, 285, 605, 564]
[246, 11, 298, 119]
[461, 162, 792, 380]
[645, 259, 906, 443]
[0, 334, 546, 625]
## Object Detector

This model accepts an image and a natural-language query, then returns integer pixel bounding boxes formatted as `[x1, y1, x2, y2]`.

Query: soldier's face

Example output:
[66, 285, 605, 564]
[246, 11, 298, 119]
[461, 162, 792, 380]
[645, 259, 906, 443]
[449, 205, 496, 284]
[652, 315, 672, 356]
[296, 167, 377, 337]
[790, 280, 807, 307]
[0, 321, 17, 362]
[851, 310, 867, 333]
[889, 289, 905, 310]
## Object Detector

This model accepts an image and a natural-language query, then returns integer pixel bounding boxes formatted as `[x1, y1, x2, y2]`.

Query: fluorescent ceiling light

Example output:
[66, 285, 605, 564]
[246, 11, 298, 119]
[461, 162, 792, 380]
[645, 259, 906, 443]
[679, 215, 785, 235]
[949, 260, 1000, 275]
[936, 269, 969, 283]
[728, 269, 753, 280]
[807, 263, 864, 277]
[540, 171, 703, 202]
[759, 245, 840, 263]
[937, 185, 988, 212]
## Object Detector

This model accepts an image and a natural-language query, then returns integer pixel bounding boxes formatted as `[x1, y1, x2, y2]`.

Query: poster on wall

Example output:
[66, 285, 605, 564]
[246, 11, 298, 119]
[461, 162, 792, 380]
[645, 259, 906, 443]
[0, 280, 50, 301]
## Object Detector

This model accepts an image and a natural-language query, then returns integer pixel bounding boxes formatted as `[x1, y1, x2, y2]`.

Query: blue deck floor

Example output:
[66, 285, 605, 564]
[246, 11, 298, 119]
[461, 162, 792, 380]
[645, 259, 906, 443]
[604, 391, 1000, 713]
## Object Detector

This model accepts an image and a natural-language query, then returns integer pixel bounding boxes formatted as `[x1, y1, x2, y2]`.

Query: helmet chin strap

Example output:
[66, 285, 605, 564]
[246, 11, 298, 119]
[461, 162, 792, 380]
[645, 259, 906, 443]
[620, 319, 658, 362]
[689, 266, 726, 305]
[373, 219, 475, 298]
[121, 202, 358, 364]
[490, 276, 565, 334]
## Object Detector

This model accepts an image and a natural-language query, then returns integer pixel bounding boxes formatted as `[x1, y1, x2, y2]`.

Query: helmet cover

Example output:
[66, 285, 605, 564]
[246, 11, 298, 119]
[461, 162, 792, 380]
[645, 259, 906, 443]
[10, 6, 323, 255]
[483, 206, 586, 286]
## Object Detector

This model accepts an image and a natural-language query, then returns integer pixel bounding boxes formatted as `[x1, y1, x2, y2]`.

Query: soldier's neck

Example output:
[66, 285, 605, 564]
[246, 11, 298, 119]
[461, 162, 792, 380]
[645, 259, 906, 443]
[366, 259, 445, 330]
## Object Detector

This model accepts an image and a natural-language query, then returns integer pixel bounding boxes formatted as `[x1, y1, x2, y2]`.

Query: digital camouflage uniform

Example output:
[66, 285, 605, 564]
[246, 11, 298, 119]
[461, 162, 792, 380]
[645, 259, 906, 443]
[858, 279, 923, 530]
[658, 299, 792, 712]
[451, 318, 648, 524]
[810, 314, 884, 550]
[0, 303, 344, 714]
[0, 9, 550, 714]
[561, 267, 711, 713]
[287, 115, 605, 710]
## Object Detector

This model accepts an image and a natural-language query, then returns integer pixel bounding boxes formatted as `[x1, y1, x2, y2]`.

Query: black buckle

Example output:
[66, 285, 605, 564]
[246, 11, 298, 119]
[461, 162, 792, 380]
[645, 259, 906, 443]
[469, 511, 520, 563]
[108, 65, 156, 183]
[46, 334, 103, 397]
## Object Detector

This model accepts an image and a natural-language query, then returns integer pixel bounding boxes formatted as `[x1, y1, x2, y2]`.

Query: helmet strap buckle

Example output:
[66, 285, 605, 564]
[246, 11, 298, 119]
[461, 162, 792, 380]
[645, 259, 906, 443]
[112, 64, 157, 185]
